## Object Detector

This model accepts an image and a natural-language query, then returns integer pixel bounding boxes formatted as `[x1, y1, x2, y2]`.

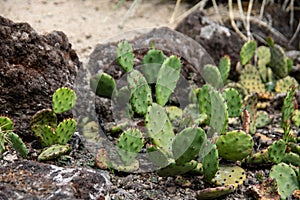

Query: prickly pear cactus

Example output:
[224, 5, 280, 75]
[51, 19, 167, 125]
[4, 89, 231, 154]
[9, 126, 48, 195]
[243, 93, 258, 134]
[90, 72, 116, 98]
[222, 88, 242, 117]
[55, 118, 77, 145]
[0, 116, 14, 131]
[30, 109, 57, 133]
[156, 55, 181, 106]
[255, 111, 270, 128]
[212, 165, 246, 188]
[165, 106, 183, 128]
[157, 160, 199, 177]
[116, 40, 134, 72]
[268, 139, 286, 164]
[142, 49, 165, 83]
[201, 143, 219, 181]
[216, 130, 254, 161]
[219, 55, 231, 82]
[147, 145, 170, 168]
[196, 185, 235, 200]
[281, 152, 300, 167]
[269, 162, 299, 199]
[198, 84, 212, 123]
[269, 44, 288, 78]
[6, 132, 28, 158]
[116, 128, 144, 166]
[202, 64, 223, 89]
[145, 103, 175, 155]
[245, 149, 270, 165]
[36, 125, 56, 147]
[275, 76, 298, 93]
[38, 144, 71, 161]
[240, 64, 266, 94]
[257, 46, 271, 82]
[240, 40, 257, 65]
[52, 87, 77, 114]
[281, 86, 295, 136]
[172, 127, 206, 165]
[127, 69, 152, 115]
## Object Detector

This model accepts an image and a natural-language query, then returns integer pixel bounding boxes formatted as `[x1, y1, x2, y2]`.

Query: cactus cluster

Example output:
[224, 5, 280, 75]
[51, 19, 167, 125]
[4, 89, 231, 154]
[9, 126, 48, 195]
[0, 116, 28, 158]
[31, 87, 77, 161]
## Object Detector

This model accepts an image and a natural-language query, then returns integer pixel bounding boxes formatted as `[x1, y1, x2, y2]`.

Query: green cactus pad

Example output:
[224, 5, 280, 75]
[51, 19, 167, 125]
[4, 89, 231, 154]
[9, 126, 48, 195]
[202, 64, 223, 89]
[127, 69, 152, 115]
[112, 86, 133, 120]
[156, 55, 181, 106]
[38, 144, 71, 161]
[165, 106, 183, 128]
[243, 93, 258, 134]
[52, 87, 77, 114]
[209, 88, 228, 134]
[116, 128, 144, 165]
[113, 159, 140, 173]
[196, 185, 235, 200]
[90, 72, 116, 98]
[157, 160, 198, 177]
[245, 149, 270, 165]
[55, 118, 77, 145]
[257, 46, 271, 67]
[219, 55, 231, 82]
[281, 152, 300, 167]
[6, 132, 28, 158]
[172, 127, 206, 165]
[182, 104, 206, 126]
[0, 116, 14, 131]
[198, 84, 212, 123]
[116, 40, 134, 72]
[147, 145, 170, 168]
[268, 139, 286, 164]
[82, 121, 101, 143]
[212, 165, 246, 188]
[281, 86, 295, 135]
[240, 40, 257, 65]
[223, 88, 242, 117]
[142, 49, 165, 83]
[202, 144, 219, 181]
[240, 64, 266, 94]
[292, 110, 300, 127]
[269, 162, 299, 199]
[255, 111, 270, 128]
[145, 103, 175, 155]
[216, 130, 254, 161]
[269, 44, 288, 78]
[275, 76, 298, 93]
[0, 131, 4, 155]
[30, 109, 57, 131]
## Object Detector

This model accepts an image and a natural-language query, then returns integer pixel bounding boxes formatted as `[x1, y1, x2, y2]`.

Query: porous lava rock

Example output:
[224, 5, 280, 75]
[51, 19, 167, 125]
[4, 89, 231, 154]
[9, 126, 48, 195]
[0, 16, 80, 140]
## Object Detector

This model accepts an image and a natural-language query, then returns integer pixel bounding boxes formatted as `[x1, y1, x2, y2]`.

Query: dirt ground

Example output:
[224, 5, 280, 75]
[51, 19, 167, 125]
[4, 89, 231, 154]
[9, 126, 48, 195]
[0, 0, 190, 62]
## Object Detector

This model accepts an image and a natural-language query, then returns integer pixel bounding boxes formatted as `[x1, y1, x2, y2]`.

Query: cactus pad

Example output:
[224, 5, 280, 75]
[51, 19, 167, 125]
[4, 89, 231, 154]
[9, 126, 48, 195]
[202, 144, 219, 181]
[275, 76, 298, 93]
[202, 64, 223, 89]
[6, 132, 28, 158]
[116, 128, 144, 165]
[281, 152, 300, 167]
[240, 64, 266, 94]
[116, 40, 134, 72]
[210, 88, 228, 134]
[216, 130, 254, 161]
[95, 148, 111, 170]
[196, 185, 235, 200]
[127, 69, 152, 115]
[55, 118, 77, 145]
[255, 111, 270, 128]
[223, 88, 242, 117]
[281, 86, 295, 135]
[165, 106, 183, 128]
[52, 87, 77, 114]
[90, 72, 116, 98]
[268, 139, 286, 164]
[156, 55, 181, 106]
[212, 165, 246, 188]
[142, 49, 165, 83]
[30, 109, 57, 131]
[157, 160, 199, 177]
[145, 103, 175, 155]
[198, 84, 212, 123]
[240, 40, 257, 65]
[0, 116, 14, 131]
[245, 149, 270, 165]
[269, 44, 288, 78]
[36, 125, 56, 147]
[38, 144, 71, 161]
[257, 46, 271, 67]
[269, 162, 299, 199]
[147, 145, 170, 168]
[219, 55, 231, 82]
[243, 93, 258, 134]
[172, 127, 206, 165]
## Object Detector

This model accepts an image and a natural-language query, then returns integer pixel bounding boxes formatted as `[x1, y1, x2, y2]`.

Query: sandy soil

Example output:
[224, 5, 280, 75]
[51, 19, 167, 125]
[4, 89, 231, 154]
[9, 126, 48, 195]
[0, 0, 190, 62]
